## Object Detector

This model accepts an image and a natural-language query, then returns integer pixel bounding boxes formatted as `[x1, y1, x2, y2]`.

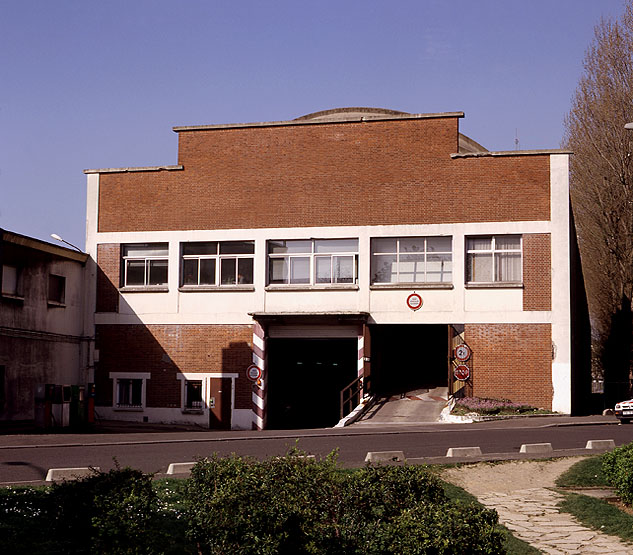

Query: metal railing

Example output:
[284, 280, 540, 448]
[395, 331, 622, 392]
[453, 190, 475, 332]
[340, 375, 369, 419]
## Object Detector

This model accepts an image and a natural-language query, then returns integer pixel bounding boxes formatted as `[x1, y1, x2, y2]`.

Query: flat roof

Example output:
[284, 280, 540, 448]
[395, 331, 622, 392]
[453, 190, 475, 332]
[172, 109, 465, 133]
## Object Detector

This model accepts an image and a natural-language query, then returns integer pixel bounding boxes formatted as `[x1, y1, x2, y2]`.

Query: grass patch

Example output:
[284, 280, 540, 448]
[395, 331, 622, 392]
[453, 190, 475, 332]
[442, 479, 541, 555]
[555, 455, 608, 488]
[558, 492, 633, 542]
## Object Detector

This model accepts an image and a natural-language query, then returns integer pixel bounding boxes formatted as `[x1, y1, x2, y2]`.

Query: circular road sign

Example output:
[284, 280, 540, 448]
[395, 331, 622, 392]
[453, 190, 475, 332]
[454, 343, 471, 362]
[454, 364, 470, 381]
[246, 364, 261, 381]
[406, 293, 423, 311]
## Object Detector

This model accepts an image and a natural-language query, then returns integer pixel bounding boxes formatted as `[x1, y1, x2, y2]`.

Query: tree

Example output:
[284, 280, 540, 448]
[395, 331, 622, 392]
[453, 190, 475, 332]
[564, 1, 633, 406]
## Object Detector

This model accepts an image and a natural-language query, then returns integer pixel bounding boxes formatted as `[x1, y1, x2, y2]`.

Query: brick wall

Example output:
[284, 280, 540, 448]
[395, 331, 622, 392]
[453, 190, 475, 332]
[95, 324, 253, 410]
[523, 233, 552, 311]
[96, 244, 120, 313]
[97, 117, 551, 232]
[465, 323, 552, 409]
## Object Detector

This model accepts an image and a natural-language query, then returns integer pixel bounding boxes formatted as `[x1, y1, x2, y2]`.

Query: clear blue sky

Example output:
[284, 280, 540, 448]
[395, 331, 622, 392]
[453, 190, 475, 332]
[0, 0, 627, 249]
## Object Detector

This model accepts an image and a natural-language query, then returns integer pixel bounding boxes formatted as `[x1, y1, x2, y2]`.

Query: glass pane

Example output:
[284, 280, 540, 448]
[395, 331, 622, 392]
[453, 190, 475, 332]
[118, 379, 131, 405]
[467, 237, 492, 251]
[399, 254, 425, 282]
[315, 256, 332, 283]
[371, 254, 397, 283]
[268, 240, 311, 254]
[468, 253, 492, 282]
[495, 252, 521, 281]
[400, 238, 426, 253]
[199, 259, 216, 285]
[148, 260, 168, 285]
[237, 258, 254, 284]
[220, 258, 236, 285]
[426, 253, 452, 282]
[314, 239, 358, 253]
[426, 236, 452, 253]
[182, 259, 198, 285]
[131, 380, 142, 406]
[124, 243, 168, 257]
[372, 238, 397, 254]
[220, 241, 255, 255]
[126, 260, 146, 286]
[333, 256, 354, 283]
[495, 235, 521, 250]
[186, 380, 203, 408]
[269, 258, 288, 284]
[290, 257, 310, 284]
[182, 242, 217, 256]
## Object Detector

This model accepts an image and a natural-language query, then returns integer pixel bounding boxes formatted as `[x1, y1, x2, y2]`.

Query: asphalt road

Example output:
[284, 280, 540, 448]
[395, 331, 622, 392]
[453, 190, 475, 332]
[1, 416, 632, 486]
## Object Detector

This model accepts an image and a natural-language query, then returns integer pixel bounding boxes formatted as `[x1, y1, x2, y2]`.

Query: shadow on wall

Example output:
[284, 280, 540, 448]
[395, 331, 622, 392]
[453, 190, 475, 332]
[94, 273, 252, 428]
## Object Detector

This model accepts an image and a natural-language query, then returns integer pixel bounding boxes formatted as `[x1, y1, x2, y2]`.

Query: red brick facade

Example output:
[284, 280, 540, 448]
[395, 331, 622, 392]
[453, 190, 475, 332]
[523, 233, 552, 311]
[96, 243, 120, 312]
[465, 323, 553, 409]
[97, 117, 551, 233]
[95, 324, 253, 410]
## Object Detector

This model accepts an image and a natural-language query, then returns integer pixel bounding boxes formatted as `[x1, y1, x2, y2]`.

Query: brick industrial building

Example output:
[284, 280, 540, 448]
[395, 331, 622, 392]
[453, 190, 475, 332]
[84, 107, 588, 430]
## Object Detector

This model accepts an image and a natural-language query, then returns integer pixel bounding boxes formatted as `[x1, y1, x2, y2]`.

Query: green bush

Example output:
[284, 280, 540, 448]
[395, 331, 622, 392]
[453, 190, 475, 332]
[47, 466, 161, 554]
[186, 451, 504, 554]
[603, 442, 633, 505]
[0, 486, 51, 553]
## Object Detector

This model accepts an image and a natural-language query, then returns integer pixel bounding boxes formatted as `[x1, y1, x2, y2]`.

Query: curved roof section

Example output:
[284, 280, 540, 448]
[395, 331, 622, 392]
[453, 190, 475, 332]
[294, 107, 410, 122]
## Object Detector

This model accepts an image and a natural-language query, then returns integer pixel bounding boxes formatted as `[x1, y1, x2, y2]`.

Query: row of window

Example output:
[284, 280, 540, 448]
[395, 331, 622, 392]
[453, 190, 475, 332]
[120, 235, 523, 289]
[115, 377, 201, 410]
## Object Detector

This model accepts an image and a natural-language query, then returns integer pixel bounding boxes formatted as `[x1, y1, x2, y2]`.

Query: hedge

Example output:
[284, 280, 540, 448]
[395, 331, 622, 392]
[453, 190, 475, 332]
[603, 442, 633, 505]
[186, 451, 504, 554]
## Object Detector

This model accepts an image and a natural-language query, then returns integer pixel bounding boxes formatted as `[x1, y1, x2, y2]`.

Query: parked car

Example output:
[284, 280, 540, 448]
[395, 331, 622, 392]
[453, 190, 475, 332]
[614, 399, 633, 423]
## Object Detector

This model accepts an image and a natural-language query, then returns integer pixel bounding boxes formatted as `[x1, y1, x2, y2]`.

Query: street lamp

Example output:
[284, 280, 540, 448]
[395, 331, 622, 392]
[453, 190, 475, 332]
[50, 233, 82, 252]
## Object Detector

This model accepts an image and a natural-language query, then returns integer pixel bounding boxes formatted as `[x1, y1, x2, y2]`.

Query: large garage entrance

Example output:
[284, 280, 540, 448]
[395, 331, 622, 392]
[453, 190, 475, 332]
[369, 324, 449, 395]
[266, 338, 358, 429]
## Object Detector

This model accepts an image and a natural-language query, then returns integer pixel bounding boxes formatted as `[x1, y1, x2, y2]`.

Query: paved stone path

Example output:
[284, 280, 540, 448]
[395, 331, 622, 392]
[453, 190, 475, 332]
[478, 487, 632, 554]
[442, 459, 633, 554]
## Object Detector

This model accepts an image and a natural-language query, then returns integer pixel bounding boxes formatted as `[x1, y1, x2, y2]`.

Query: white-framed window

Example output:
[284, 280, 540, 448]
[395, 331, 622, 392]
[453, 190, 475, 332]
[466, 235, 522, 284]
[268, 239, 358, 285]
[181, 241, 254, 286]
[110, 372, 150, 410]
[2, 265, 23, 297]
[122, 243, 168, 288]
[371, 236, 452, 284]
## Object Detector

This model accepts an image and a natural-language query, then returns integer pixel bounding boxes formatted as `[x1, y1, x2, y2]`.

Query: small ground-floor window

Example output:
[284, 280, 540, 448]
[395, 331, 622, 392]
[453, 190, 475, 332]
[185, 380, 203, 409]
[109, 372, 150, 410]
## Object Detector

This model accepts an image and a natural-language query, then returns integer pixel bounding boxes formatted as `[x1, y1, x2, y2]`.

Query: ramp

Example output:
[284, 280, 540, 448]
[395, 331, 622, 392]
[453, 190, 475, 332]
[351, 387, 449, 426]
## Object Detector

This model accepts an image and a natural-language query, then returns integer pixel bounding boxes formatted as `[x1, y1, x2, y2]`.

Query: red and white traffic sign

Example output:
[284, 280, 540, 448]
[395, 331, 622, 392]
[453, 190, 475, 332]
[453, 364, 470, 381]
[246, 364, 261, 381]
[406, 293, 423, 311]
[454, 344, 471, 362]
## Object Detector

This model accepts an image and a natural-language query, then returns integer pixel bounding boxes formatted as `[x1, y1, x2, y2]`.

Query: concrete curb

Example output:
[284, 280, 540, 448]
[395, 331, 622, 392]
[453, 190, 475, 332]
[45, 467, 99, 482]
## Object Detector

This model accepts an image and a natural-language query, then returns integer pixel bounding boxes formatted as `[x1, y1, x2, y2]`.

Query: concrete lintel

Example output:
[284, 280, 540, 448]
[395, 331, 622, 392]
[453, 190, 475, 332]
[585, 439, 616, 451]
[83, 165, 184, 175]
[173, 111, 465, 133]
[45, 467, 99, 482]
[451, 149, 572, 159]
[446, 446, 483, 457]
[519, 443, 553, 454]
[365, 450, 405, 463]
